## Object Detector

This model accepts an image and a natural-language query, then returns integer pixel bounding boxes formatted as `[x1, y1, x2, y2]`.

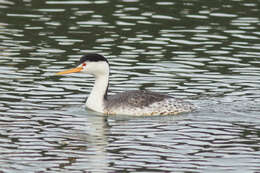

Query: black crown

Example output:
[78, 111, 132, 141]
[79, 54, 108, 65]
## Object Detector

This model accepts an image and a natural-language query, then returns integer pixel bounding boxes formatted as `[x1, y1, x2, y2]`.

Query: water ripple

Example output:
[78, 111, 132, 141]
[0, 0, 260, 172]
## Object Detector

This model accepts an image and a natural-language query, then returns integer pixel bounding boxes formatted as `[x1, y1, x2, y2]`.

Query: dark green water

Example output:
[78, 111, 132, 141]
[0, 0, 260, 172]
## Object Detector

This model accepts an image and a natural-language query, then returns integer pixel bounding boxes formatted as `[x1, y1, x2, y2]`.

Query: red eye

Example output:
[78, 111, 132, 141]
[82, 63, 86, 67]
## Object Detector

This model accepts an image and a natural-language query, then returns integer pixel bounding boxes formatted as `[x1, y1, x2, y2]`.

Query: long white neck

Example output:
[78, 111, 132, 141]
[86, 72, 109, 113]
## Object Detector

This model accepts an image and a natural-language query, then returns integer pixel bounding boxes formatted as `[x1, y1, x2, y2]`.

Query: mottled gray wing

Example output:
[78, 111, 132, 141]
[106, 90, 172, 108]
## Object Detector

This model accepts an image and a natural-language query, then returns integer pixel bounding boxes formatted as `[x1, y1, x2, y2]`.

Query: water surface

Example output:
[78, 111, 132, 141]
[0, 0, 260, 172]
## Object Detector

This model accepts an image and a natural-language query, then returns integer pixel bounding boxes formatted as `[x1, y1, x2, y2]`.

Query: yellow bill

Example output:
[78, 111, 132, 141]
[56, 66, 83, 75]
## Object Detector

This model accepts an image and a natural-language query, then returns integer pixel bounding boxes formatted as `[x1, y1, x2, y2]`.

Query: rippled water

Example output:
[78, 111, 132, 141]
[1, 0, 260, 172]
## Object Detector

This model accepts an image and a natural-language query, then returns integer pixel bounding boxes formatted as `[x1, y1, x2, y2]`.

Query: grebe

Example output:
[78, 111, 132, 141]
[56, 54, 194, 116]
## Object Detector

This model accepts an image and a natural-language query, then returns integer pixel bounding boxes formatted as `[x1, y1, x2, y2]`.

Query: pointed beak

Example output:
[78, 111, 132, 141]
[56, 66, 83, 75]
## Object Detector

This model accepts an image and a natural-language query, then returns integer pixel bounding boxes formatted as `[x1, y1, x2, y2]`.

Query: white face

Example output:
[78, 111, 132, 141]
[80, 61, 109, 77]
[56, 59, 109, 77]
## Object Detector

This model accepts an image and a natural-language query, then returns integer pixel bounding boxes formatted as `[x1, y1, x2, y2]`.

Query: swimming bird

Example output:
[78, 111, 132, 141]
[56, 54, 194, 116]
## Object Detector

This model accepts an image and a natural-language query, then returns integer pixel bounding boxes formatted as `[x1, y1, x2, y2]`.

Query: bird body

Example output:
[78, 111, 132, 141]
[56, 54, 194, 116]
[104, 90, 194, 116]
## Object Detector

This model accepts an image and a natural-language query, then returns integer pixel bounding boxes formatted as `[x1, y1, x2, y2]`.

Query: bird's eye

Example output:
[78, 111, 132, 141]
[82, 63, 86, 67]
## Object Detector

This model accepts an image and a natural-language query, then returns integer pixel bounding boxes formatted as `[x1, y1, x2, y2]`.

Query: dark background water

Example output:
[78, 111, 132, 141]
[0, 0, 260, 172]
